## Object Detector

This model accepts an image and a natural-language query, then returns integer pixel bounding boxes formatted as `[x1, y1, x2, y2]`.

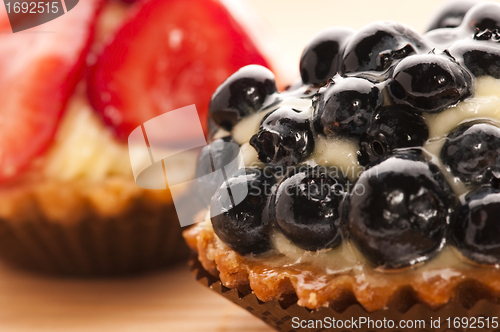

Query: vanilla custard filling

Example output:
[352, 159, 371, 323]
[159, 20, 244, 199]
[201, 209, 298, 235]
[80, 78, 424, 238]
[42, 94, 198, 186]
[42, 96, 133, 182]
[207, 76, 500, 279]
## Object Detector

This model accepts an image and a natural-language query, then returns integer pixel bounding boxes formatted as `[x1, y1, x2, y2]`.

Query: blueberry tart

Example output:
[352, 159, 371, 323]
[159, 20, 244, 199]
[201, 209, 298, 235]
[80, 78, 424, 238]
[185, 2, 500, 330]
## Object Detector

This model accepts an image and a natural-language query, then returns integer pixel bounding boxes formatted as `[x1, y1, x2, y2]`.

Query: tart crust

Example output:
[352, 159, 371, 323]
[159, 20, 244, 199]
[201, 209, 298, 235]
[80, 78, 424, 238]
[190, 255, 500, 332]
[0, 176, 189, 275]
[184, 222, 500, 312]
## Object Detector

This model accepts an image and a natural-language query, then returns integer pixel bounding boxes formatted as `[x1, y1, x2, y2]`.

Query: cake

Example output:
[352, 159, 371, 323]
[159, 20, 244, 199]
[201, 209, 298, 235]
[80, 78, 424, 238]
[184, 1, 500, 330]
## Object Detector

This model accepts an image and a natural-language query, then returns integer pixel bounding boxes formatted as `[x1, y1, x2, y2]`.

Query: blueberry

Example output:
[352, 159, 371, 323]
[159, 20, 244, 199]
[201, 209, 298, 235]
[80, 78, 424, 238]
[453, 186, 500, 265]
[348, 151, 452, 269]
[388, 54, 473, 112]
[425, 0, 477, 31]
[441, 122, 500, 186]
[207, 117, 223, 140]
[342, 21, 429, 74]
[424, 28, 465, 49]
[209, 65, 279, 131]
[448, 38, 500, 79]
[273, 166, 348, 251]
[312, 77, 383, 138]
[249, 107, 314, 168]
[300, 27, 355, 85]
[210, 168, 275, 255]
[195, 136, 240, 206]
[281, 79, 319, 99]
[358, 106, 429, 166]
[461, 2, 500, 33]
[473, 28, 500, 41]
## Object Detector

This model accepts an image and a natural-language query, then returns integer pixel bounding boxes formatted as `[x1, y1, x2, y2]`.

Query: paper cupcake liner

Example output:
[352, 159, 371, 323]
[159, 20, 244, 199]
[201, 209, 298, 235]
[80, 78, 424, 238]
[190, 257, 500, 332]
[0, 195, 189, 276]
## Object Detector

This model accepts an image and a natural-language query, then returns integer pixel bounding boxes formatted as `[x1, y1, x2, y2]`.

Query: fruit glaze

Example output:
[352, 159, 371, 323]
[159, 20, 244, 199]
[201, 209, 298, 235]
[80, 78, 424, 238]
[185, 1, 500, 312]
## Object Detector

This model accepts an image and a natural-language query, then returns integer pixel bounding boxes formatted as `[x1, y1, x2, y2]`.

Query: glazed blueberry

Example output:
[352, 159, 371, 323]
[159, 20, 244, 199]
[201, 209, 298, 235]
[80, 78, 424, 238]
[342, 21, 429, 74]
[461, 2, 500, 33]
[250, 107, 314, 168]
[348, 151, 452, 269]
[424, 28, 465, 49]
[280, 79, 319, 99]
[273, 166, 348, 251]
[453, 186, 500, 265]
[474, 28, 500, 41]
[424, 2, 500, 48]
[441, 122, 500, 186]
[211, 168, 275, 255]
[207, 117, 223, 140]
[300, 27, 355, 85]
[195, 136, 240, 206]
[388, 54, 473, 112]
[425, 0, 477, 31]
[312, 77, 383, 137]
[209, 65, 279, 131]
[448, 38, 500, 79]
[358, 106, 429, 166]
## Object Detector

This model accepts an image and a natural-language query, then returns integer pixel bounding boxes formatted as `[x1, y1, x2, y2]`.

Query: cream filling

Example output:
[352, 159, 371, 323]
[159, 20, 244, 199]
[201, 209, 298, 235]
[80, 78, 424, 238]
[423, 76, 500, 195]
[42, 96, 133, 181]
[218, 76, 500, 277]
[42, 94, 197, 187]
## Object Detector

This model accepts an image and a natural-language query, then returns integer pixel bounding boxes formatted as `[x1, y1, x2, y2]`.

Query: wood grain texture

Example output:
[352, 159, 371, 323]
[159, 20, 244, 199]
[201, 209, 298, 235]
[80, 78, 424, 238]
[0, 262, 273, 332]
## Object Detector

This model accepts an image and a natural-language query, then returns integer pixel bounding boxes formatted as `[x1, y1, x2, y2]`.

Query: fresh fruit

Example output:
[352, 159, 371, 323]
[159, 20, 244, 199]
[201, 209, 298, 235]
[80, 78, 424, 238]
[312, 76, 383, 137]
[249, 107, 314, 168]
[425, 0, 477, 31]
[358, 105, 429, 166]
[195, 136, 240, 206]
[342, 21, 429, 74]
[299, 27, 355, 86]
[273, 166, 348, 251]
[424, 2, 500, 48]
[388, 54, 473, 112]
[461, 2, 500, 33]
[87, 0, 270, 140]
[280, 78, 319, 99]
[0, 0, 101, 182]
[207, 118, 221, 140]
[209, 65, 279, 131]
[117, 0, 138, 4]
[200, 6, 500, 273]
[474, 28, 500, 41]
[441, 122, 500, 186]
[424, 28, 465, 49]
[448, 36, 500, 79]
[210, 168, 275, 255]
[452, 186, 500, 264]
[348, 151, 452, 269]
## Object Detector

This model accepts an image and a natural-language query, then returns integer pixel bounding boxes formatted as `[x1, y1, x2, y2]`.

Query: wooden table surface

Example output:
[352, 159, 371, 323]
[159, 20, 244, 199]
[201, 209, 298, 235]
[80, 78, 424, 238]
[0, 0, 464, 331]
[0, 262, 274, 332]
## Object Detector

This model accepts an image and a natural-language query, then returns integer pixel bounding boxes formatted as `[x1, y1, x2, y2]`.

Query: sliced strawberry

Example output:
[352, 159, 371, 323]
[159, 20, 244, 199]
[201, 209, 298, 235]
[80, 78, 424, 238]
[0, 0, 102, 182]
[87, 0, 270, 141]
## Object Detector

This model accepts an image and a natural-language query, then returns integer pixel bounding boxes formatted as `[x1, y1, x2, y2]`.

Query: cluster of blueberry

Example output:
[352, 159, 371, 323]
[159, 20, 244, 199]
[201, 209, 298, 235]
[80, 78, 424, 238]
[199, 1, 500, 269]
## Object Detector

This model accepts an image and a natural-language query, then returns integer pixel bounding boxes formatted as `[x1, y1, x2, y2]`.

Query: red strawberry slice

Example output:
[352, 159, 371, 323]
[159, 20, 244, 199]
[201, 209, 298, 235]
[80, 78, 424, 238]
[0, 0, 102, 182]
[87, 0, 270, 141]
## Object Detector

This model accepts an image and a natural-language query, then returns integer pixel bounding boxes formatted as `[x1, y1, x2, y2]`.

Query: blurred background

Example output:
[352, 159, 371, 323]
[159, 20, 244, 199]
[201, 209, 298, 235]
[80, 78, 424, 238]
[250, 0, 459, 79]
[0, 0, 484, 331]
